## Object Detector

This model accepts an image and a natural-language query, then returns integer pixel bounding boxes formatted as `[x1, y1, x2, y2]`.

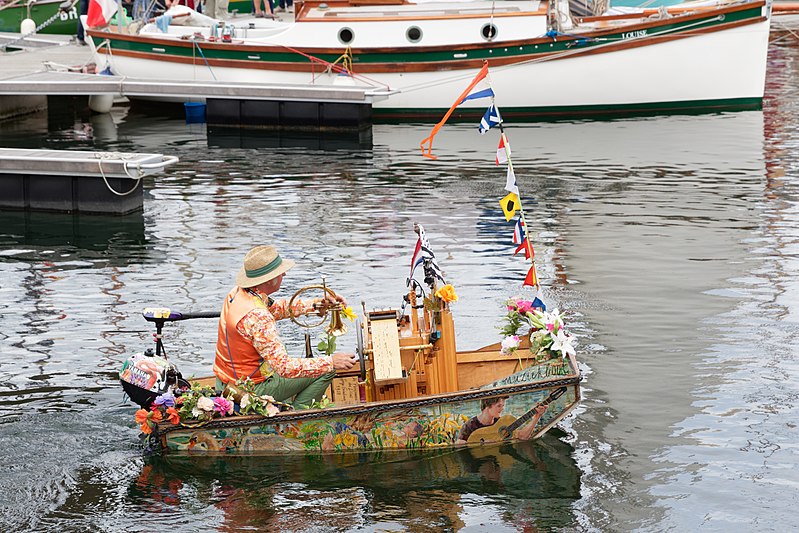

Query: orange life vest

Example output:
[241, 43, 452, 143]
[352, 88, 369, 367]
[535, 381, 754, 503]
[213, 287, 269, 384]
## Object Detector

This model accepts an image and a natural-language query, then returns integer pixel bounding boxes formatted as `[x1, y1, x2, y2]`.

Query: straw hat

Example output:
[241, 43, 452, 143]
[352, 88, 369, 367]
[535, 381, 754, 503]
[235, 245, 296, 288]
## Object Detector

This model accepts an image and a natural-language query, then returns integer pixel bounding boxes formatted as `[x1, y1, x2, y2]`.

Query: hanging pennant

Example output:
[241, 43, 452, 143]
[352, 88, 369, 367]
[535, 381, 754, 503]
[499, 192, 519, 221]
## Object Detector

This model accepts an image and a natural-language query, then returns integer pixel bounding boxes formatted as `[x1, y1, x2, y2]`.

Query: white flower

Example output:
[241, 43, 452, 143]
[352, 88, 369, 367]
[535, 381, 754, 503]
[265, 403, 280, 417]
[500, 335, 521, 355]
[551, 329, 576, 357]
[191, 407, 203, 418]
[196, 396, 215, 412]
[240, 393, 251, 409]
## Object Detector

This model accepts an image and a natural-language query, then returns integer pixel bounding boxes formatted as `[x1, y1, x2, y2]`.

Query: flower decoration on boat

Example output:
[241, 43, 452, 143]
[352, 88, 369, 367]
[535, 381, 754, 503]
[135, 393, 181, 434]
[236, 378, 281, 417]
[434, 284, 458, 303]
[135, 408, 163, 435]
[499, 298, 576, 361]
[500, 334, 521, 356]
[341, 306, 358, 321]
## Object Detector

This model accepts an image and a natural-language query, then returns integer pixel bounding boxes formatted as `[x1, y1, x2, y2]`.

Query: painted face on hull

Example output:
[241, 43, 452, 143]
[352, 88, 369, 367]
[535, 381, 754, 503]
[486, 398, 506, 419]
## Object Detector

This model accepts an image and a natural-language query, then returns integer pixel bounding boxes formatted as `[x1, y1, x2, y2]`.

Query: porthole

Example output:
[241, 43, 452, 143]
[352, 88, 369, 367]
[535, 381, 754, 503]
[406, 26, 423, 43]
[481, 23, 498, 41]
[338, 27, 354, 45]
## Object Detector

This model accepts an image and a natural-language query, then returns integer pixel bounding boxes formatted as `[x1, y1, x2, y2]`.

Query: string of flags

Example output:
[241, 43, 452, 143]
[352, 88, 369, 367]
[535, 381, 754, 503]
[419, 61, 539, 289]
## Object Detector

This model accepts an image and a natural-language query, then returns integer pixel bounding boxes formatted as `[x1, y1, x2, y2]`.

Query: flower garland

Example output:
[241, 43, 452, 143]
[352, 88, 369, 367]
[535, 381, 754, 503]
[133, 378, 283, 434]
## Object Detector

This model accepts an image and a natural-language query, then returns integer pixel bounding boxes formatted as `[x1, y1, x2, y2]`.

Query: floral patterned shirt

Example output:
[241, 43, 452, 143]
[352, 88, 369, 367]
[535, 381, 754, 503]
[236, 293, 334, 379]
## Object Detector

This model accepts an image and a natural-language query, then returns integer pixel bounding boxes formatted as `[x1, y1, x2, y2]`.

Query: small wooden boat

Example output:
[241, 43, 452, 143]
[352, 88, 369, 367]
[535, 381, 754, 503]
[123, 231, 581, 456]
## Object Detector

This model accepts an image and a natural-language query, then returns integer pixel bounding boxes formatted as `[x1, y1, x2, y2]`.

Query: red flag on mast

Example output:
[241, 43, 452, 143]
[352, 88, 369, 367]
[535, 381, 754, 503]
[523, 265, 538, 287]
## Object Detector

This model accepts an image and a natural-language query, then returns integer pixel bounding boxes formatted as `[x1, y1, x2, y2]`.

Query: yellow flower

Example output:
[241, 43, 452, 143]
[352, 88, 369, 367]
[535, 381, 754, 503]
[435, 284, 458, 303]
[341, 306, 358, 322]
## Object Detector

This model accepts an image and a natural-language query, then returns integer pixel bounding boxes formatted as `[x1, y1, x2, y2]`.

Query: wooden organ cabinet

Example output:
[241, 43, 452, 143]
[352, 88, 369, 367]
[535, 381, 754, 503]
[328, 288, 459, 405]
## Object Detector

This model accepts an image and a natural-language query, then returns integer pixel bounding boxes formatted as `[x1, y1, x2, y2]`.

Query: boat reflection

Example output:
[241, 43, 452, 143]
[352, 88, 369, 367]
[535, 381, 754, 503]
[133, 434, 580, 530]
[0, 210, 147, 266]
[207, 126, 373, 151]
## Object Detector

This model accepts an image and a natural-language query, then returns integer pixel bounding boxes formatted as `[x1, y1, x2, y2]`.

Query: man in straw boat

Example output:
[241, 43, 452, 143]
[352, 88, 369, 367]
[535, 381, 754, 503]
[213, 245, 357, 407]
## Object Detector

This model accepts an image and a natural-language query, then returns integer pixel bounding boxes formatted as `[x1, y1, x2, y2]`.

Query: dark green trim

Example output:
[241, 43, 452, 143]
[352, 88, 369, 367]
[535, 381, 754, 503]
[373, 97, 764, 122]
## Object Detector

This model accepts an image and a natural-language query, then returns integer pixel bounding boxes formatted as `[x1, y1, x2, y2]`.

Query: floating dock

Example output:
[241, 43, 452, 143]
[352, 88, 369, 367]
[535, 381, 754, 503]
[0, 34, 391, 130]
[0, 148, 178, 214]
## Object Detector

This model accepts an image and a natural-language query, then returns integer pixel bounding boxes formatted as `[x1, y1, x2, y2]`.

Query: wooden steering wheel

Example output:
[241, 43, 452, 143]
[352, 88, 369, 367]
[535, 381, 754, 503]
[288, 284, 339, 328]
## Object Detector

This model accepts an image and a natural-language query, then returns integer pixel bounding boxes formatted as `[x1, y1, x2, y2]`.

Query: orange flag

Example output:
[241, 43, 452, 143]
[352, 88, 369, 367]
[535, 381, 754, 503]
[523, 265, 538, 287]
[420, 62, 490, 159]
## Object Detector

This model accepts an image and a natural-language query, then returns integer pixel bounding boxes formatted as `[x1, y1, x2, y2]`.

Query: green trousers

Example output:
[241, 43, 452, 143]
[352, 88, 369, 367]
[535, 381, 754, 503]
[217, 371, 335, 409]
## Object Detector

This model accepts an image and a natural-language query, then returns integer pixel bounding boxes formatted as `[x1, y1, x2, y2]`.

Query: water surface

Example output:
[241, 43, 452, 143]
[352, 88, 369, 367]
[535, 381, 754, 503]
[1, 42, 798, 532]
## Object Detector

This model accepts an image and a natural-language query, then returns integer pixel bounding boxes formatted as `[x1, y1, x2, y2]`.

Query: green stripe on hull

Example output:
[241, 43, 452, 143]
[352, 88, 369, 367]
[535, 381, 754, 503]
[0, 2, 81, 35]
[109, 5, 763, 65]
[374, 97, 763, 122]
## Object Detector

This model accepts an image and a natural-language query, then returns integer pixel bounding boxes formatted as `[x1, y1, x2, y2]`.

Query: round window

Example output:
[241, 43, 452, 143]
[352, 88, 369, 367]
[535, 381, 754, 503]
[338, 27, 354, 45]
[481, 23, 498, 41]
[406, 26, 423, 43]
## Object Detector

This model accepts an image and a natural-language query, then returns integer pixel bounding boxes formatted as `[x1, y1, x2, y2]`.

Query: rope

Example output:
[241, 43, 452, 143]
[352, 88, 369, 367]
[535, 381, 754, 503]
[193, 39, 216, 80]
[265, 41, 391, 90]
[0, 0, 23, 13]
[322, 45, 353, 79]
[94, 152, 144, 196]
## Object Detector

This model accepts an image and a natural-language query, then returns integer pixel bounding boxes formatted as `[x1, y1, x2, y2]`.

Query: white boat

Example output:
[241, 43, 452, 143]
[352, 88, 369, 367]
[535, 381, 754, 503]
[85, 0, 772, 120]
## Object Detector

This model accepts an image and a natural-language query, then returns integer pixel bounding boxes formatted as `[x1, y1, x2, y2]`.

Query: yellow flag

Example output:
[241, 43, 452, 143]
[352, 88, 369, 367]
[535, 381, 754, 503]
[499, 192, 519, 221]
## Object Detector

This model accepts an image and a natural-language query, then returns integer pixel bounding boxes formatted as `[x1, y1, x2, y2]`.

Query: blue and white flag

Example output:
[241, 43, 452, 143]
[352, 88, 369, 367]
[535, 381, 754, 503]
[460, 77, 495, 104]
[479, 104, 502, 134]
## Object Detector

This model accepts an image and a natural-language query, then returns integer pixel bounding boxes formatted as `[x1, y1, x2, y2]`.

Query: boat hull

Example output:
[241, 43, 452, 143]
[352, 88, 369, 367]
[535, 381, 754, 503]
[87, 1, 770, 119]
[155, 361, 581, 455]
[0, 0, 80, 35]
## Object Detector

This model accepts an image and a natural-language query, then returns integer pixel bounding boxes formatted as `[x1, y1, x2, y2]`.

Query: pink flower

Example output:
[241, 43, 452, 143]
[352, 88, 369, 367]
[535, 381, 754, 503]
[213, 396, 234, 416]
[546, 323, 555, 332]
[516, 300, 534, 314]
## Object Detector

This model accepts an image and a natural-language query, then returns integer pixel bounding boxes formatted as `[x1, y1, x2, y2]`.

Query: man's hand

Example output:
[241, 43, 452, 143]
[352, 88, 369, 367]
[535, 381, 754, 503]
[331, 352, 357, 370]
[313, 292, 348, 315]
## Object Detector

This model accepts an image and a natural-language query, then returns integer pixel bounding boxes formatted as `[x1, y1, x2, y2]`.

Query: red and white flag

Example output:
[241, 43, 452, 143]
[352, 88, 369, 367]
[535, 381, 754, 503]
[496, 136, 510, 165]
[87, 0, 118, 28]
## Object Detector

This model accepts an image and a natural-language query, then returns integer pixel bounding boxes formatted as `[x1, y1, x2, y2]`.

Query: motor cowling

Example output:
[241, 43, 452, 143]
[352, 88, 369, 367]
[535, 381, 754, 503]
[119, 349, 183, 408]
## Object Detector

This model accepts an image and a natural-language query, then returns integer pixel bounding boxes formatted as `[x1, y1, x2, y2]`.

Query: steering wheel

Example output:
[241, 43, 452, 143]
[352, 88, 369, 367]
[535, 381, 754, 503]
[288, 284, 340, 328]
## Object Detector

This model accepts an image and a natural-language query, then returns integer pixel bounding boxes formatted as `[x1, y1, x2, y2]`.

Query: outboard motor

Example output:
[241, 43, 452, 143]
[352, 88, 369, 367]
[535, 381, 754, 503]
[119, 348, 184, 408]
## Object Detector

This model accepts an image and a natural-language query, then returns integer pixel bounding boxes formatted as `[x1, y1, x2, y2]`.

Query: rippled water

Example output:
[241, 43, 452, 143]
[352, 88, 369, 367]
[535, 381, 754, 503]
[1, 41, 799, 532]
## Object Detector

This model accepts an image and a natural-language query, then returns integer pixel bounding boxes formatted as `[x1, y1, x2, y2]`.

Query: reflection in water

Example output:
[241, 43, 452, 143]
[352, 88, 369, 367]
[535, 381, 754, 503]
[207, 127, 374, 151]
[0, 211, 147, 264]
[121, 436, 580, 531]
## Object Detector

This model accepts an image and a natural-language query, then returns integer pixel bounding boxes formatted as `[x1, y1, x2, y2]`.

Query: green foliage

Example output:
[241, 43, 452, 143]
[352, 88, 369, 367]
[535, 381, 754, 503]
[316, 334, 337, 356]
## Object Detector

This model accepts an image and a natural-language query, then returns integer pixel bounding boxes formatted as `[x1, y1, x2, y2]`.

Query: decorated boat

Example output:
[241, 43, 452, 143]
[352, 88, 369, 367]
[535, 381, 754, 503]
[83, 0, 771, 119]
[120, 71, 582, 455]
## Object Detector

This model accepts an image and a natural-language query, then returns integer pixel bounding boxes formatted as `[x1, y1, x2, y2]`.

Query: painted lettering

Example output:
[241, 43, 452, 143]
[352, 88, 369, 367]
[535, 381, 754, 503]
[621, 29, 648, 40]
